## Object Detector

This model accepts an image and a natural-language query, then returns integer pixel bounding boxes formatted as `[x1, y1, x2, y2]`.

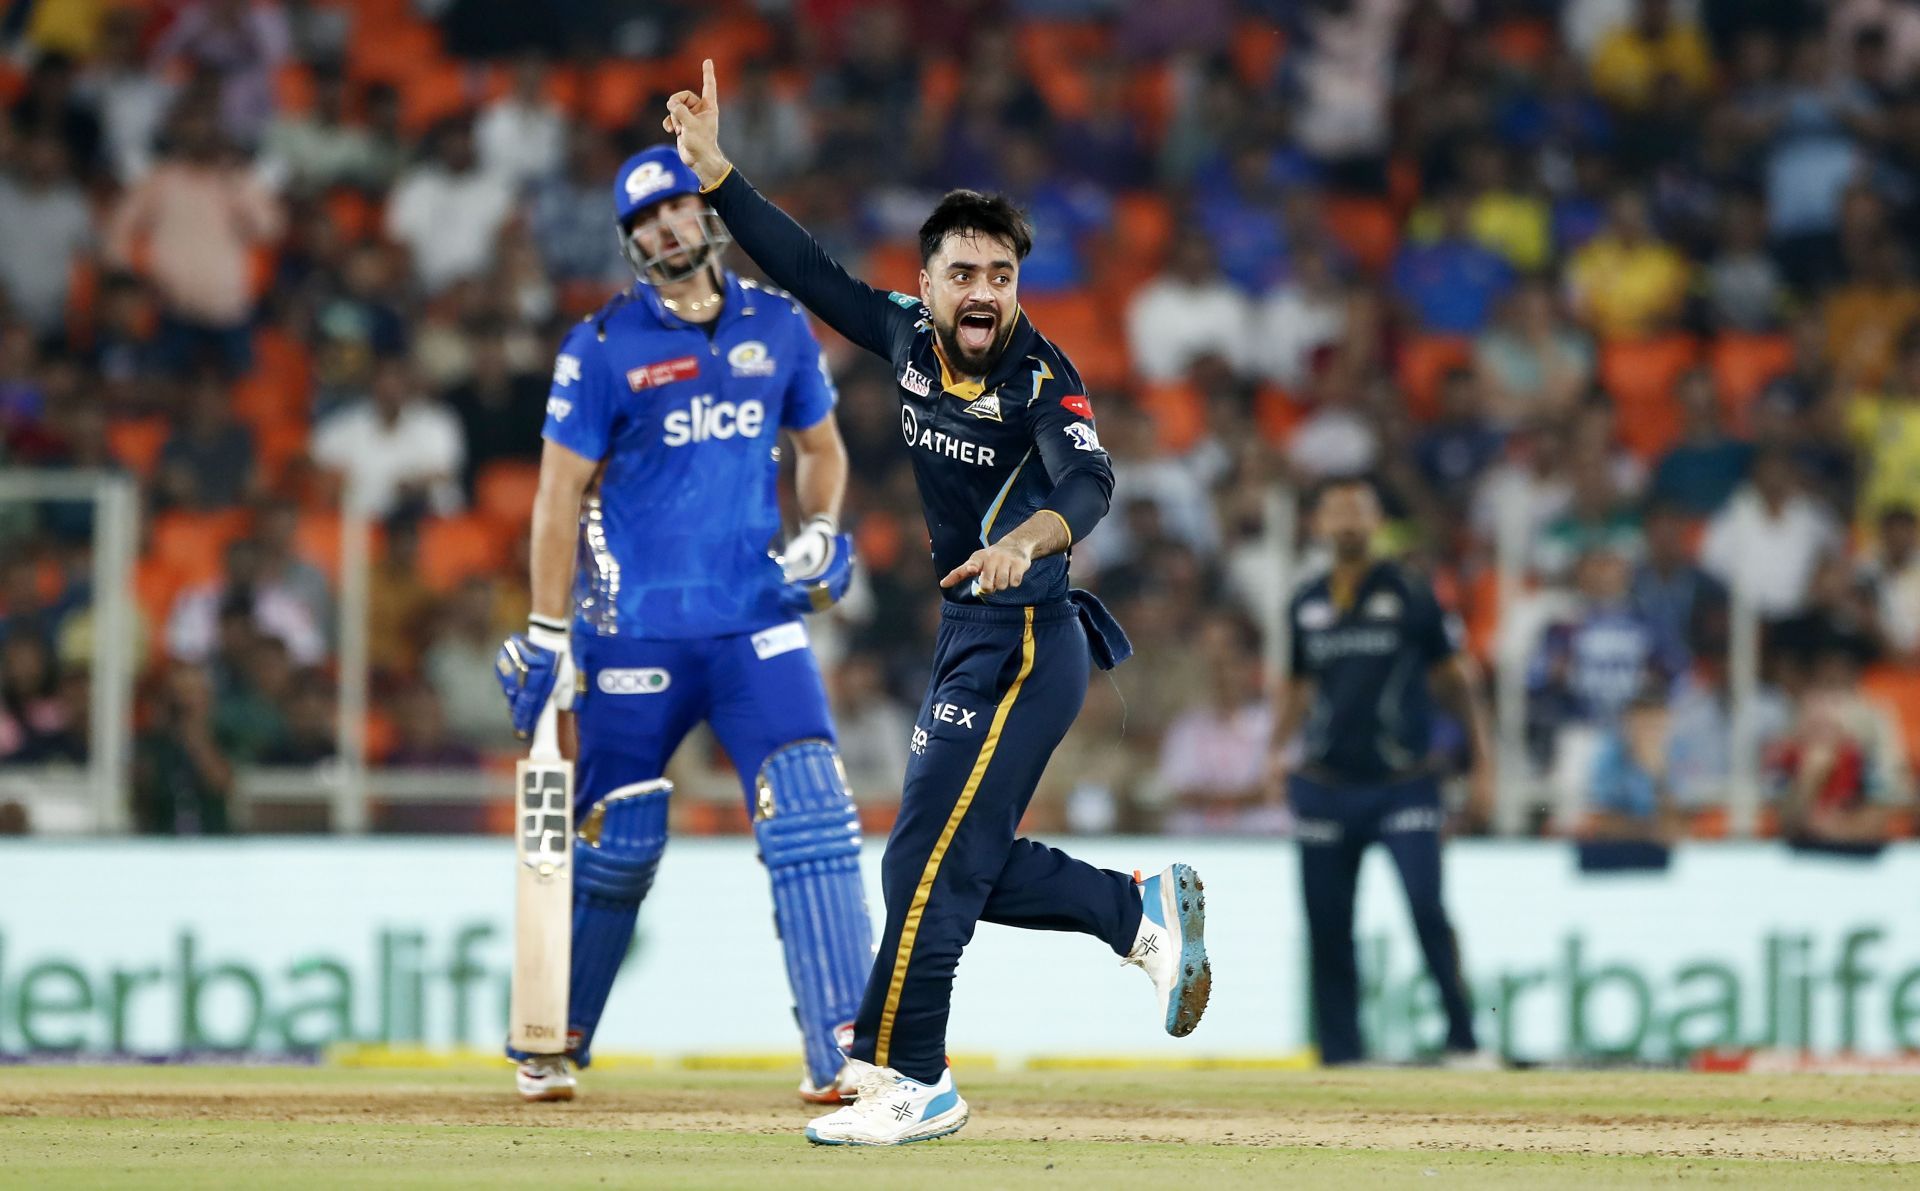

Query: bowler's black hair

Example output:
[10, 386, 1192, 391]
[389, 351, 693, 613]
[918, 190, 1034, 264]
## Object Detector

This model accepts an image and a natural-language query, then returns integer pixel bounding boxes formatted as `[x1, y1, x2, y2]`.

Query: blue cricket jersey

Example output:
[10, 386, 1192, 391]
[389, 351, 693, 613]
[542, 271, 838, 639]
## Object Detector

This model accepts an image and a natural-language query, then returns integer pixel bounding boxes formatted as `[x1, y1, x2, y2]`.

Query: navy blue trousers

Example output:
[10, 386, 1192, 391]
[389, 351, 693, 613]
[850, 601, 1142, 1083]
[1290, 772, 1476, 1064]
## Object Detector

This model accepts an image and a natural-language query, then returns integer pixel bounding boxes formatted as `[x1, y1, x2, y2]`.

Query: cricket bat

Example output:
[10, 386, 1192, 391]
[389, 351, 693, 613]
[510, 697, 572, 1055]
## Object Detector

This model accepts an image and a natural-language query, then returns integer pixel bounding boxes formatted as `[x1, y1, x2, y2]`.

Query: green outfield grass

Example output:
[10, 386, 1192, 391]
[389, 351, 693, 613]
[4, 1065, 1917, 1188]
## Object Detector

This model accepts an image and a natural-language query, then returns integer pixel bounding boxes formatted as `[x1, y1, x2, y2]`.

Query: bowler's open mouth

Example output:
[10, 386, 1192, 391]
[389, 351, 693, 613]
[957, 310, 997, 352]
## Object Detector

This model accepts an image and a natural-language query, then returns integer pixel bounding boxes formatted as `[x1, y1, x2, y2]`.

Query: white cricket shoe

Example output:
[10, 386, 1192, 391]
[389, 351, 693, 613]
[1440, 1048, 1505, 1072]
[516, 1055, 576, 1103]
[803, 1060, 968, 1146]
[1124, 863, 1212, 1037]
[798, 1062, 863, 1105]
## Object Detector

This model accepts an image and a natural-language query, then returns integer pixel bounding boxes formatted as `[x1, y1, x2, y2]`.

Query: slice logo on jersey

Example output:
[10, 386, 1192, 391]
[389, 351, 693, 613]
[751, 621, 808, 659]
[1298, 600, 1335, 630]
[546, 397, 573, 422]
[1062, 423, 1102, 453]
[964, 391, 1003, 422]
[663, 396, 765, 446]
[598, 668, 671, 695]
[727, 340, 778, 377]
[553, 354, 581, 388]
[1060, 393, 1093, 418]
[902, 405, 998, 467]
[624, 160, 675, 204]
[1364, 591, 1402, 621]
[627, 356, 701, 391]
[901, 365, 934, 398]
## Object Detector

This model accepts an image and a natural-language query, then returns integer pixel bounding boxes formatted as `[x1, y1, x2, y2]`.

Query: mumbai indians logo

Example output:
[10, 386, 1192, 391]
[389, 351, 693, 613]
[727, 340, 777, 377]
[624, 161, 675, 204]
[598, 668, 671, 695]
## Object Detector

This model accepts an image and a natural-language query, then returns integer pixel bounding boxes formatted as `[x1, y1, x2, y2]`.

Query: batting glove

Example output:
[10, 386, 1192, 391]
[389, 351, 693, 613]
[495, 615, 577, 739]
[778, 516, 854, 614]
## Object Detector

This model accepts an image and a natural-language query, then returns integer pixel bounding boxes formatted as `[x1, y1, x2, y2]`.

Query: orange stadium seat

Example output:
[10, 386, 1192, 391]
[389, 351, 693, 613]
[400, 61, 474, 134]
[862, 241, 922, 295]
[151, 509, 253, 587]
[324, 187, 379, 243]
[275, 63, 315, 114]
[1110, 192, 1174, 267]
[583, 60, 659, 132]
[256, 420, 312, 489]
[347, 21, 441, 85]
[291, 511, 385, 582]
[1230, 19, 1288, 88]
[855, 510, 904, 573]
[133, 556, 184, 662]
[64, 257, 99, 340]
[476, 460, 541, 532]
[1600, 335, 1699, 457]
[1032, 62, 1093, 121]
[106, 417, 169, 480]
[920, 59, 963, 125]
[1709, 333, 1793, 417]
[1325, 196, 1400, 276]
[1862, 665, 1920, 772]
[1127, 62, 1177, 142]
[1018, 292, 1128, 390]
[1253, 385, 1305, 446]
[1139, 381, 1206, 453]
[418, 513, 510, 592]
[1396, 334, 1472, 420]
[1490, 18, 1555, 68]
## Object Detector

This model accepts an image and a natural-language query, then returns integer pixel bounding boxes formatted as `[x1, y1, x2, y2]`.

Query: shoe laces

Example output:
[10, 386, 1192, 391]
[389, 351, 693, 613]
[850, 1062, 901, 1103]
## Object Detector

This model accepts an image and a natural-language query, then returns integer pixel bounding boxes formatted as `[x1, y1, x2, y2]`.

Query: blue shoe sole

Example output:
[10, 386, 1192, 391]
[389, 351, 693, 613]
[805, 1113, 969, 1147]
[1165, 863, 1211, 1038]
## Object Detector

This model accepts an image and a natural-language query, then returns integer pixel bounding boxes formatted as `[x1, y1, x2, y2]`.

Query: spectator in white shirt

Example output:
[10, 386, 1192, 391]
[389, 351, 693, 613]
[76, 6, 176, 184]
[1252, 243, 1347, 389]
[1159, 614, 1281, 835]
[1700, 448, 1841, 617]
[312, 356, 466, 518]
[1124, 229, 1252, 382]
[167, 537, 326, 667]
[1859, 504, 1920, 659]
[385, 119, 517, 294]
[475, 52, 567, 190]
[0, 135, 93, 336]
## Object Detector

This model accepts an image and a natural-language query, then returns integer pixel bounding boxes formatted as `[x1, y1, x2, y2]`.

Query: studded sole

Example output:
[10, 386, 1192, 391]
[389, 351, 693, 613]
[1169, 867, 1211, 1038]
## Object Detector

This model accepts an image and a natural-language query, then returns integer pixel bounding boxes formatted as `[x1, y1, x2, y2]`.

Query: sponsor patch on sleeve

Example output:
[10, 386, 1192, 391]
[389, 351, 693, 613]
[887, 291, 921, 309]
[751, 621, 809, 659]
[1060, 393, 1093, 418]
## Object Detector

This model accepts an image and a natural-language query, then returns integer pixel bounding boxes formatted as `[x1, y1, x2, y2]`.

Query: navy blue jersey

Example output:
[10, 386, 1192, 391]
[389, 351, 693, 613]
[704, 170, 1113, 606]
[1288, 561, 1458, 785]
[543, 270, 837, 639]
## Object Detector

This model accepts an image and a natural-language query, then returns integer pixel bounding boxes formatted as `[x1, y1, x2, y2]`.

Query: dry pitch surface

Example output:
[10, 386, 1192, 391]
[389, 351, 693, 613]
[4, 1065, 1918, 1188]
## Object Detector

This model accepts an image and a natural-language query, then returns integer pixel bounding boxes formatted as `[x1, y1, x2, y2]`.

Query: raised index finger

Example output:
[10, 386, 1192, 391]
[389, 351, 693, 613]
[702, 58, 717, 108]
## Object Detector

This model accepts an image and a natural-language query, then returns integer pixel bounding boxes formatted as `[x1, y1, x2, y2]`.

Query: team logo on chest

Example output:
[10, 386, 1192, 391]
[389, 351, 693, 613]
[1364, 591, 1402, 621]
[964, 391, 1004, 422]
[727, 340, 777, 377]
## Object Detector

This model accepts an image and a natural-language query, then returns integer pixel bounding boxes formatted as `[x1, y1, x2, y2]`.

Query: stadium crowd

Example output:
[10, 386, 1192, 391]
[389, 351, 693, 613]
[2, 0, 1920, 845]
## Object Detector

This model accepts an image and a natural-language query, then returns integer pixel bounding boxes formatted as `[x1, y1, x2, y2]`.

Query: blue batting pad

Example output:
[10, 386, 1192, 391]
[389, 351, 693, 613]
[566, 779, 669, 1068]
[753, 740, 874, 1087]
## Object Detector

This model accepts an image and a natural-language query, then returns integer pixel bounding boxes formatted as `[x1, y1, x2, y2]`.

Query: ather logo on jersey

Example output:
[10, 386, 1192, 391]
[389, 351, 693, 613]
[663, 396, 766, 446]
[900, 405, 998, 467]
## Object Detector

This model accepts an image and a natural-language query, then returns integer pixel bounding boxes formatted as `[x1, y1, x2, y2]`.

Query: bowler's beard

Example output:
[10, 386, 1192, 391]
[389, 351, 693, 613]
[1331, 534, 1372, 564]
[934, 313, 1010, 378]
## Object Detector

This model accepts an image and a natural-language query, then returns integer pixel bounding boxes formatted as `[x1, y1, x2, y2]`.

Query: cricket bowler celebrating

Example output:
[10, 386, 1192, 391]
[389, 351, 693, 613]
[494, 144, 873, 1105]
[665, 61, 1212, 1146]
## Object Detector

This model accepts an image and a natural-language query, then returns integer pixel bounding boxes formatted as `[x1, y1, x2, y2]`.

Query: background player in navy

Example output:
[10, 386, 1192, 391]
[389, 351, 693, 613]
[494, 145, 872, 1105]
[666, 61, 1212, 1146]
[1272, 476, 1497, 1068]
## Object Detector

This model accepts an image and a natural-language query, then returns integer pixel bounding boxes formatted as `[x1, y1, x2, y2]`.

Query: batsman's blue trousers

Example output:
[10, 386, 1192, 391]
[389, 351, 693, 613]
[572, 624, 833, 809]
[849, 600, 1142, 1083]
[1290, 772, 1476, 1064]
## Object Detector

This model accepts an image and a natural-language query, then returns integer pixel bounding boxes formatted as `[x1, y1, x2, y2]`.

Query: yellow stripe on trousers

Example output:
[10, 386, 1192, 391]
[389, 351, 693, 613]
[874, 606, 1037, 1068]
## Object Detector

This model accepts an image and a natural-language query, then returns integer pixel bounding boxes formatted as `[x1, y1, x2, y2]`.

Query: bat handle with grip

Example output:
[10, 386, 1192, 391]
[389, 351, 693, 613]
[529, 696, 562, 764]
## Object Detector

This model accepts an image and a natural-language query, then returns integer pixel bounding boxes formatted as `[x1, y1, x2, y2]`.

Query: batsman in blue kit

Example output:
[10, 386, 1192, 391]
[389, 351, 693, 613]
[494, 144, 873, 1105]
[1274, 476, 1497, 1068]
[665, 61, 1212, 1146]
